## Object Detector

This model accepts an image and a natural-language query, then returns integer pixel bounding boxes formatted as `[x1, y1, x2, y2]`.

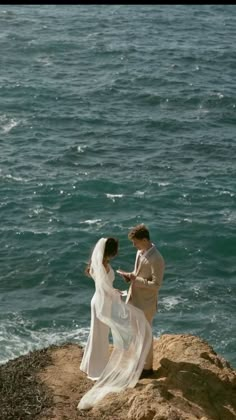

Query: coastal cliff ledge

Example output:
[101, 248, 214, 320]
[0, 334, 235, 420]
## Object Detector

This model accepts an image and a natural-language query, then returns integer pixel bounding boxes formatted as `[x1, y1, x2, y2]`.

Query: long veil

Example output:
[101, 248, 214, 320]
[78, 238, 152, 410]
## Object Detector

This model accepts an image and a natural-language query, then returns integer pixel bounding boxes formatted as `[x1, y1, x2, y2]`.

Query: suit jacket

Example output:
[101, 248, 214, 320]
[126, 245, 165, 315]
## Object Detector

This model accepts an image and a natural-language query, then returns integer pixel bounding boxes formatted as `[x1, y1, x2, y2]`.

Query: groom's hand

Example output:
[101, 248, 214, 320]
[116, 270, 131, 282]
[129, 273, 136, 282]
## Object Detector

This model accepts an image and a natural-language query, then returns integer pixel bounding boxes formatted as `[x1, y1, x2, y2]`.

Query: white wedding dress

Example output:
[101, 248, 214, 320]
[78, 238, 152, 410]
[80, 267, 114, 380]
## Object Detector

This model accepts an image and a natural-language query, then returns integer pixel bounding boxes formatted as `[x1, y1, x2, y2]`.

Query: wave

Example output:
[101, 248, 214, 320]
[0, 315, 89, 366]
[0, 116, 20, 133]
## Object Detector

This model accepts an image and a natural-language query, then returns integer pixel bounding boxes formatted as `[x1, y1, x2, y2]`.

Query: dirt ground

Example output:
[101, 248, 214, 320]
[0, 342, 122, 420]
[38, 343, 102, 420]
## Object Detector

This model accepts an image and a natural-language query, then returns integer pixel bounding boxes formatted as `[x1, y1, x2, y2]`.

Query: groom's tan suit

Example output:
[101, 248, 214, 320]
[126, 245, 165, 369]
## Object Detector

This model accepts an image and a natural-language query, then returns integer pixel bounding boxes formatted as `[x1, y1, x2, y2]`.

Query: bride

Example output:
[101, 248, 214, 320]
[78, 237, 152, 410]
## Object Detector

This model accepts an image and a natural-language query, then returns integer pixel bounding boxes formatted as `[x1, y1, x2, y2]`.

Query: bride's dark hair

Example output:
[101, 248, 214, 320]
[85, 237, 119, 276]
[104, 237, 119, 259]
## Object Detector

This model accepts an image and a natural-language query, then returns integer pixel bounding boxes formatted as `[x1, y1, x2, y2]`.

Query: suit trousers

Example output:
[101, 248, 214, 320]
[143, 308, 155, 370]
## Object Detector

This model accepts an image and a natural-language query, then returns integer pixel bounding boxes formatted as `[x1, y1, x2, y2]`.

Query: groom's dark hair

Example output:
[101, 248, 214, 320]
[128, 224, 150, 240]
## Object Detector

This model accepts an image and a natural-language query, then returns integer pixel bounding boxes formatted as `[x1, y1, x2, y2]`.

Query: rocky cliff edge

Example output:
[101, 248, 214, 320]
[1, 334, 235, 420]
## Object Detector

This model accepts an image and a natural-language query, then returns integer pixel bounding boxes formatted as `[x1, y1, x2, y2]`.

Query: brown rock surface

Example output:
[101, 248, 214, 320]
[1, 334, 235, 420]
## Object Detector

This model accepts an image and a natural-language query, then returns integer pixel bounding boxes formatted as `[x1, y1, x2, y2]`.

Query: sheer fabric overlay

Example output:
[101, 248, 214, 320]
[78, 238, 152, 410]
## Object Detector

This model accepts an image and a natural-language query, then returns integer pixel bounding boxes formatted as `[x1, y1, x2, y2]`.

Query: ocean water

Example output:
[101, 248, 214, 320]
[0, 5, 235, 368]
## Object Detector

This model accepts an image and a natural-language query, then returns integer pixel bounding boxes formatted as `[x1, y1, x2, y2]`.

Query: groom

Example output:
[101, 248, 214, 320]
[117, 224, 165, 378]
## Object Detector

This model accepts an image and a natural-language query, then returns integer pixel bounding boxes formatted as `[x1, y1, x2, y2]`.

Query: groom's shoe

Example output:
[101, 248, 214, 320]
[139, 368, 154, 379]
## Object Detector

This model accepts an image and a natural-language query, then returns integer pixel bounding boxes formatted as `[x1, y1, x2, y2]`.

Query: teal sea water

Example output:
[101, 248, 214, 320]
[0, 5, 235, 368]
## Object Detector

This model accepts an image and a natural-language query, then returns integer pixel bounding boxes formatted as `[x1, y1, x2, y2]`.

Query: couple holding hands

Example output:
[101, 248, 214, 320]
[78, 224, 165, 410]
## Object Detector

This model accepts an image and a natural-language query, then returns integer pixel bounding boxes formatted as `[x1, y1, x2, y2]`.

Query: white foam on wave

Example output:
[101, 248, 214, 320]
[0, 317, 90, 365]
[134, 190, 145, 197]
[106, 193, 123, 202]
[157, 182, 170, 187]
[81, 219, 102, 225]
[1, 118, 19, 133]
[106, 193, 123, 198]
[192, 285, 202, 296]
[35, 56, 53, 66]
[218, 190, 234, 197]
[222, 210, 236, 224]
[161, 296, 187, 311]
[15, 227, 53, 235]
[77, 145, 87, 153]
[0, 169, 27, 183]
[4, 173, 25, 182]
[0, 114, 27, 134]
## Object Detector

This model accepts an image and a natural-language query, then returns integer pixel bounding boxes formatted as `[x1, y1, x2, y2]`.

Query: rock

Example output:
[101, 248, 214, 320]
[0, 334, 235, 420]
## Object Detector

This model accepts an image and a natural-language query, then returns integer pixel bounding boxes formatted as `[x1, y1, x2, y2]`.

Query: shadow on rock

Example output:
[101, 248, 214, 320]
[157, 357, 236, 420]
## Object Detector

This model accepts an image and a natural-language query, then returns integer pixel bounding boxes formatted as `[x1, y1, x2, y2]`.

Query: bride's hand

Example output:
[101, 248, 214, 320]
[114, 289, 122, 295]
